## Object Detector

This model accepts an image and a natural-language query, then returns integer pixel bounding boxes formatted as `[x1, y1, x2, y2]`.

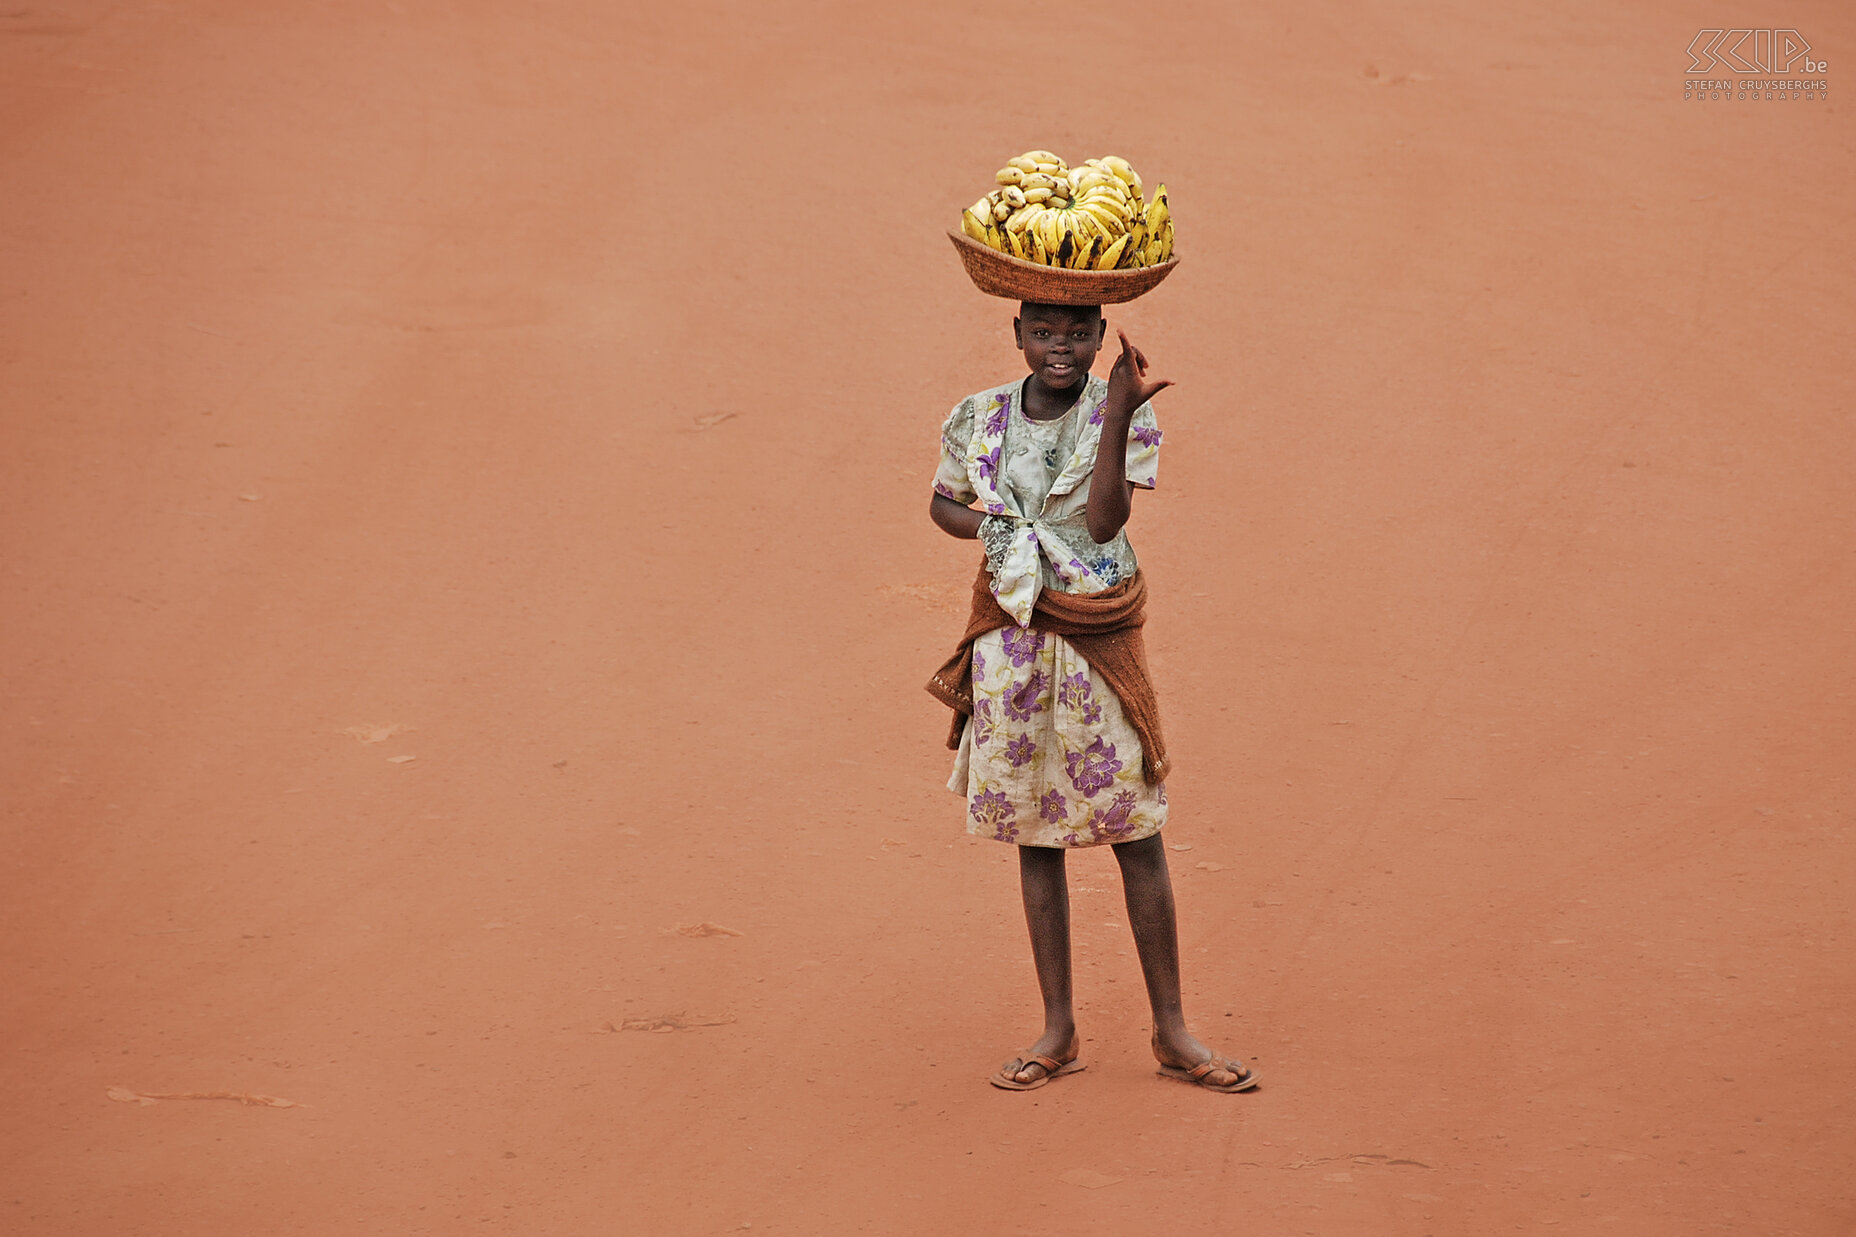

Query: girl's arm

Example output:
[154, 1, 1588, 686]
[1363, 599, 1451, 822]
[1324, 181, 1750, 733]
[1086, 328, 1173, 544]
[930, 491, 984, 539]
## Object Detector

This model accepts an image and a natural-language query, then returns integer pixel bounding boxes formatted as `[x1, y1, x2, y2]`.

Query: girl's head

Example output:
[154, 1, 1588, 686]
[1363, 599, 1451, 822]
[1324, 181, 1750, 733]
[1014, 302, 1104, 393]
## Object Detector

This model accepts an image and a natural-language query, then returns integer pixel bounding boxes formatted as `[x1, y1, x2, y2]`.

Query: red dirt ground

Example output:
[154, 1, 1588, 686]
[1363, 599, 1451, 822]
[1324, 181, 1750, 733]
[3, 2, 1852, 1233]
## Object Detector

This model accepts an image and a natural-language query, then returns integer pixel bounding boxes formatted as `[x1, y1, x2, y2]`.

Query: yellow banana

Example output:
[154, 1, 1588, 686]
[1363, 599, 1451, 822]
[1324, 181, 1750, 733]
[1002, 184, 1027, 209]
[1096, 234, 1130, 270]
[961, 208, 991, 243]
[1040, 209, 1066, 257]
[1020, 172, 1058, 192]
[1052, 229, 1073, 268]
[1022, 187, 1053, 204]
[1008, 156, 1039, 173]
[1075, 202, 1123, 235]
[1102, 155, 1143, 198]
[996, 166, 1025, 186]
[1079, 189, 1130, 218]
[1145, 184, 1169, 230]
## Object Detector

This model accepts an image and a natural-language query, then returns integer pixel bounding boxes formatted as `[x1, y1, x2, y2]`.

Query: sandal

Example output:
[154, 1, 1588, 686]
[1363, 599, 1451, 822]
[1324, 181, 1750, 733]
[990, 1052, 1086, 1091]
[1157, 1054, 1259, 1093]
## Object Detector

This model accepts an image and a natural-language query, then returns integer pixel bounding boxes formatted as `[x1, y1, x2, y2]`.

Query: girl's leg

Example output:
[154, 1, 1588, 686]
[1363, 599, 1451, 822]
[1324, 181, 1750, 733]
[1113, 832, 1251, 1086]
[1003, 843, 1078, 1083]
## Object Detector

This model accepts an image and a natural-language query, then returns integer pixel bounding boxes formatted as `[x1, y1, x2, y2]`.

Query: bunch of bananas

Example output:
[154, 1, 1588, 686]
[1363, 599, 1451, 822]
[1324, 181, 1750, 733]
[959, 150, 1174, 271]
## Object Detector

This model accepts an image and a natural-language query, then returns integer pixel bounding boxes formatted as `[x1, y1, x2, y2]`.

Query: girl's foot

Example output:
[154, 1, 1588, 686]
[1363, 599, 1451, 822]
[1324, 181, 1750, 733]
[1152, 1029, 1258, 1091]
[997, 1030, 1081, 1088]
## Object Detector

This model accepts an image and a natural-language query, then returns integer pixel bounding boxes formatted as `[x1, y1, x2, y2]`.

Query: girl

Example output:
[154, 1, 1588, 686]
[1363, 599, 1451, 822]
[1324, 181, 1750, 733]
[927, 301, 1258, 1093]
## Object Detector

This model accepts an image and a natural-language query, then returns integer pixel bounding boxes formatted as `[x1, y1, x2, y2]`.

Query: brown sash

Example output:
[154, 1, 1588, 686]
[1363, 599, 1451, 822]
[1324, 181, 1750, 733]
[927, 560, 1169, 784]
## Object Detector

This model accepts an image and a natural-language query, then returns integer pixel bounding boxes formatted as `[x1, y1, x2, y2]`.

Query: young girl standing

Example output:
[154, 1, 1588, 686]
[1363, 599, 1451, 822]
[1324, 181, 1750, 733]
[928, 301, 1258, 1093]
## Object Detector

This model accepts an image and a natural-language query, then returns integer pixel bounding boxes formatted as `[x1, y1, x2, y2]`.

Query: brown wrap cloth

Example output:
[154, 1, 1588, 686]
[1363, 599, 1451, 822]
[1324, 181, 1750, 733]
[926, 560, 1170, 785]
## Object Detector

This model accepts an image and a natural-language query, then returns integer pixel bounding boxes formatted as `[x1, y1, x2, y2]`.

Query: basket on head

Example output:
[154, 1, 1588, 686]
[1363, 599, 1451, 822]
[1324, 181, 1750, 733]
[947, 231, 1178, 306]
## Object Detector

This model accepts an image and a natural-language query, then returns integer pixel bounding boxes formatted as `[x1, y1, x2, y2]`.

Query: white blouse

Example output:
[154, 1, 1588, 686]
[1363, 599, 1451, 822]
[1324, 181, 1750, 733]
[934, 373, 1162, 625]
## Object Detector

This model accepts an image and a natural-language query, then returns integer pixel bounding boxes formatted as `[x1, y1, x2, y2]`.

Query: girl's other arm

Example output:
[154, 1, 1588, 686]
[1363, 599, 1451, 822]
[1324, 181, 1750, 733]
[1087, 328, 1173, 544]
[930, 491, 984, 539]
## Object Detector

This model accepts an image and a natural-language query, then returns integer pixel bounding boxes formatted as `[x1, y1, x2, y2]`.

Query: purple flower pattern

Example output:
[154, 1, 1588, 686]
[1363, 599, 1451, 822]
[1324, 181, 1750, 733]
[984, 395, 1011, 436]
[970, 788, 1017, 842]
[971, 699, 997, 746]
[1001, 669, 1049, 722]
[1080, 789, 1140, 842]
[974, 443, 1002, 485]
[1038, 788, 1069, 822]
[1000, 626, 1045, 667]
[1132, 424, 1162, 448]
[1065, 736, 1122, 797]
[1057, 672, 1092, 710]
[1004, 733, 1037, 768]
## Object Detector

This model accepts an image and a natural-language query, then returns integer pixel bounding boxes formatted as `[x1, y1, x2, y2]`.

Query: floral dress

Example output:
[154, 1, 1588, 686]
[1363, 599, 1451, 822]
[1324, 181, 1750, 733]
[935, 374, 1167, 848]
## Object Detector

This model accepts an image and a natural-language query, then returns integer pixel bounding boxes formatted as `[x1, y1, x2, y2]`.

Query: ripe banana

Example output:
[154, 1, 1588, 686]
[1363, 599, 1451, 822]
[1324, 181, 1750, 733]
[1075, 202, 1122, 236]
[1102, 155, 1144, 198]
[1096, 234, 1130, 270]
[1144, 184, 1170, 232]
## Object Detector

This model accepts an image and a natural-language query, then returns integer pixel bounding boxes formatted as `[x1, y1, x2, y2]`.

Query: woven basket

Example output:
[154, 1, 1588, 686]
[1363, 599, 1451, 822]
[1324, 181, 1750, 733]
[947, 230, 1178, 306]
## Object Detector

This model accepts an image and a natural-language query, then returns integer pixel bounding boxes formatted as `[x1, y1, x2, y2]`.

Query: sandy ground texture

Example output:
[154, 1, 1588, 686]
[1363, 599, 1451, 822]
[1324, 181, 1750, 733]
[3, 1, 1853, 1233]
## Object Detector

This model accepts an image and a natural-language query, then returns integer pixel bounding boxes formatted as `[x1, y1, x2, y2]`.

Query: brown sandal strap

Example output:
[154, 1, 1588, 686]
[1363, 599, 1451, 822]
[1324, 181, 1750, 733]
[1189, 1058, 1250, 1083]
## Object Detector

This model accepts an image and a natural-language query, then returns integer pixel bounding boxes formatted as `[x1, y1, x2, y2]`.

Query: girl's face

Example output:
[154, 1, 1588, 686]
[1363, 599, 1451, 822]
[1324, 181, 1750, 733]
[1014, 305, 1105, 393]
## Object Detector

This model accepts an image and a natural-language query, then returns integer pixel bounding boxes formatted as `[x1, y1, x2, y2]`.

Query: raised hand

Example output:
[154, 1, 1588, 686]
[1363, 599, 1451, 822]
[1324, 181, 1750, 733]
[1106, 326, 1174, 418]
